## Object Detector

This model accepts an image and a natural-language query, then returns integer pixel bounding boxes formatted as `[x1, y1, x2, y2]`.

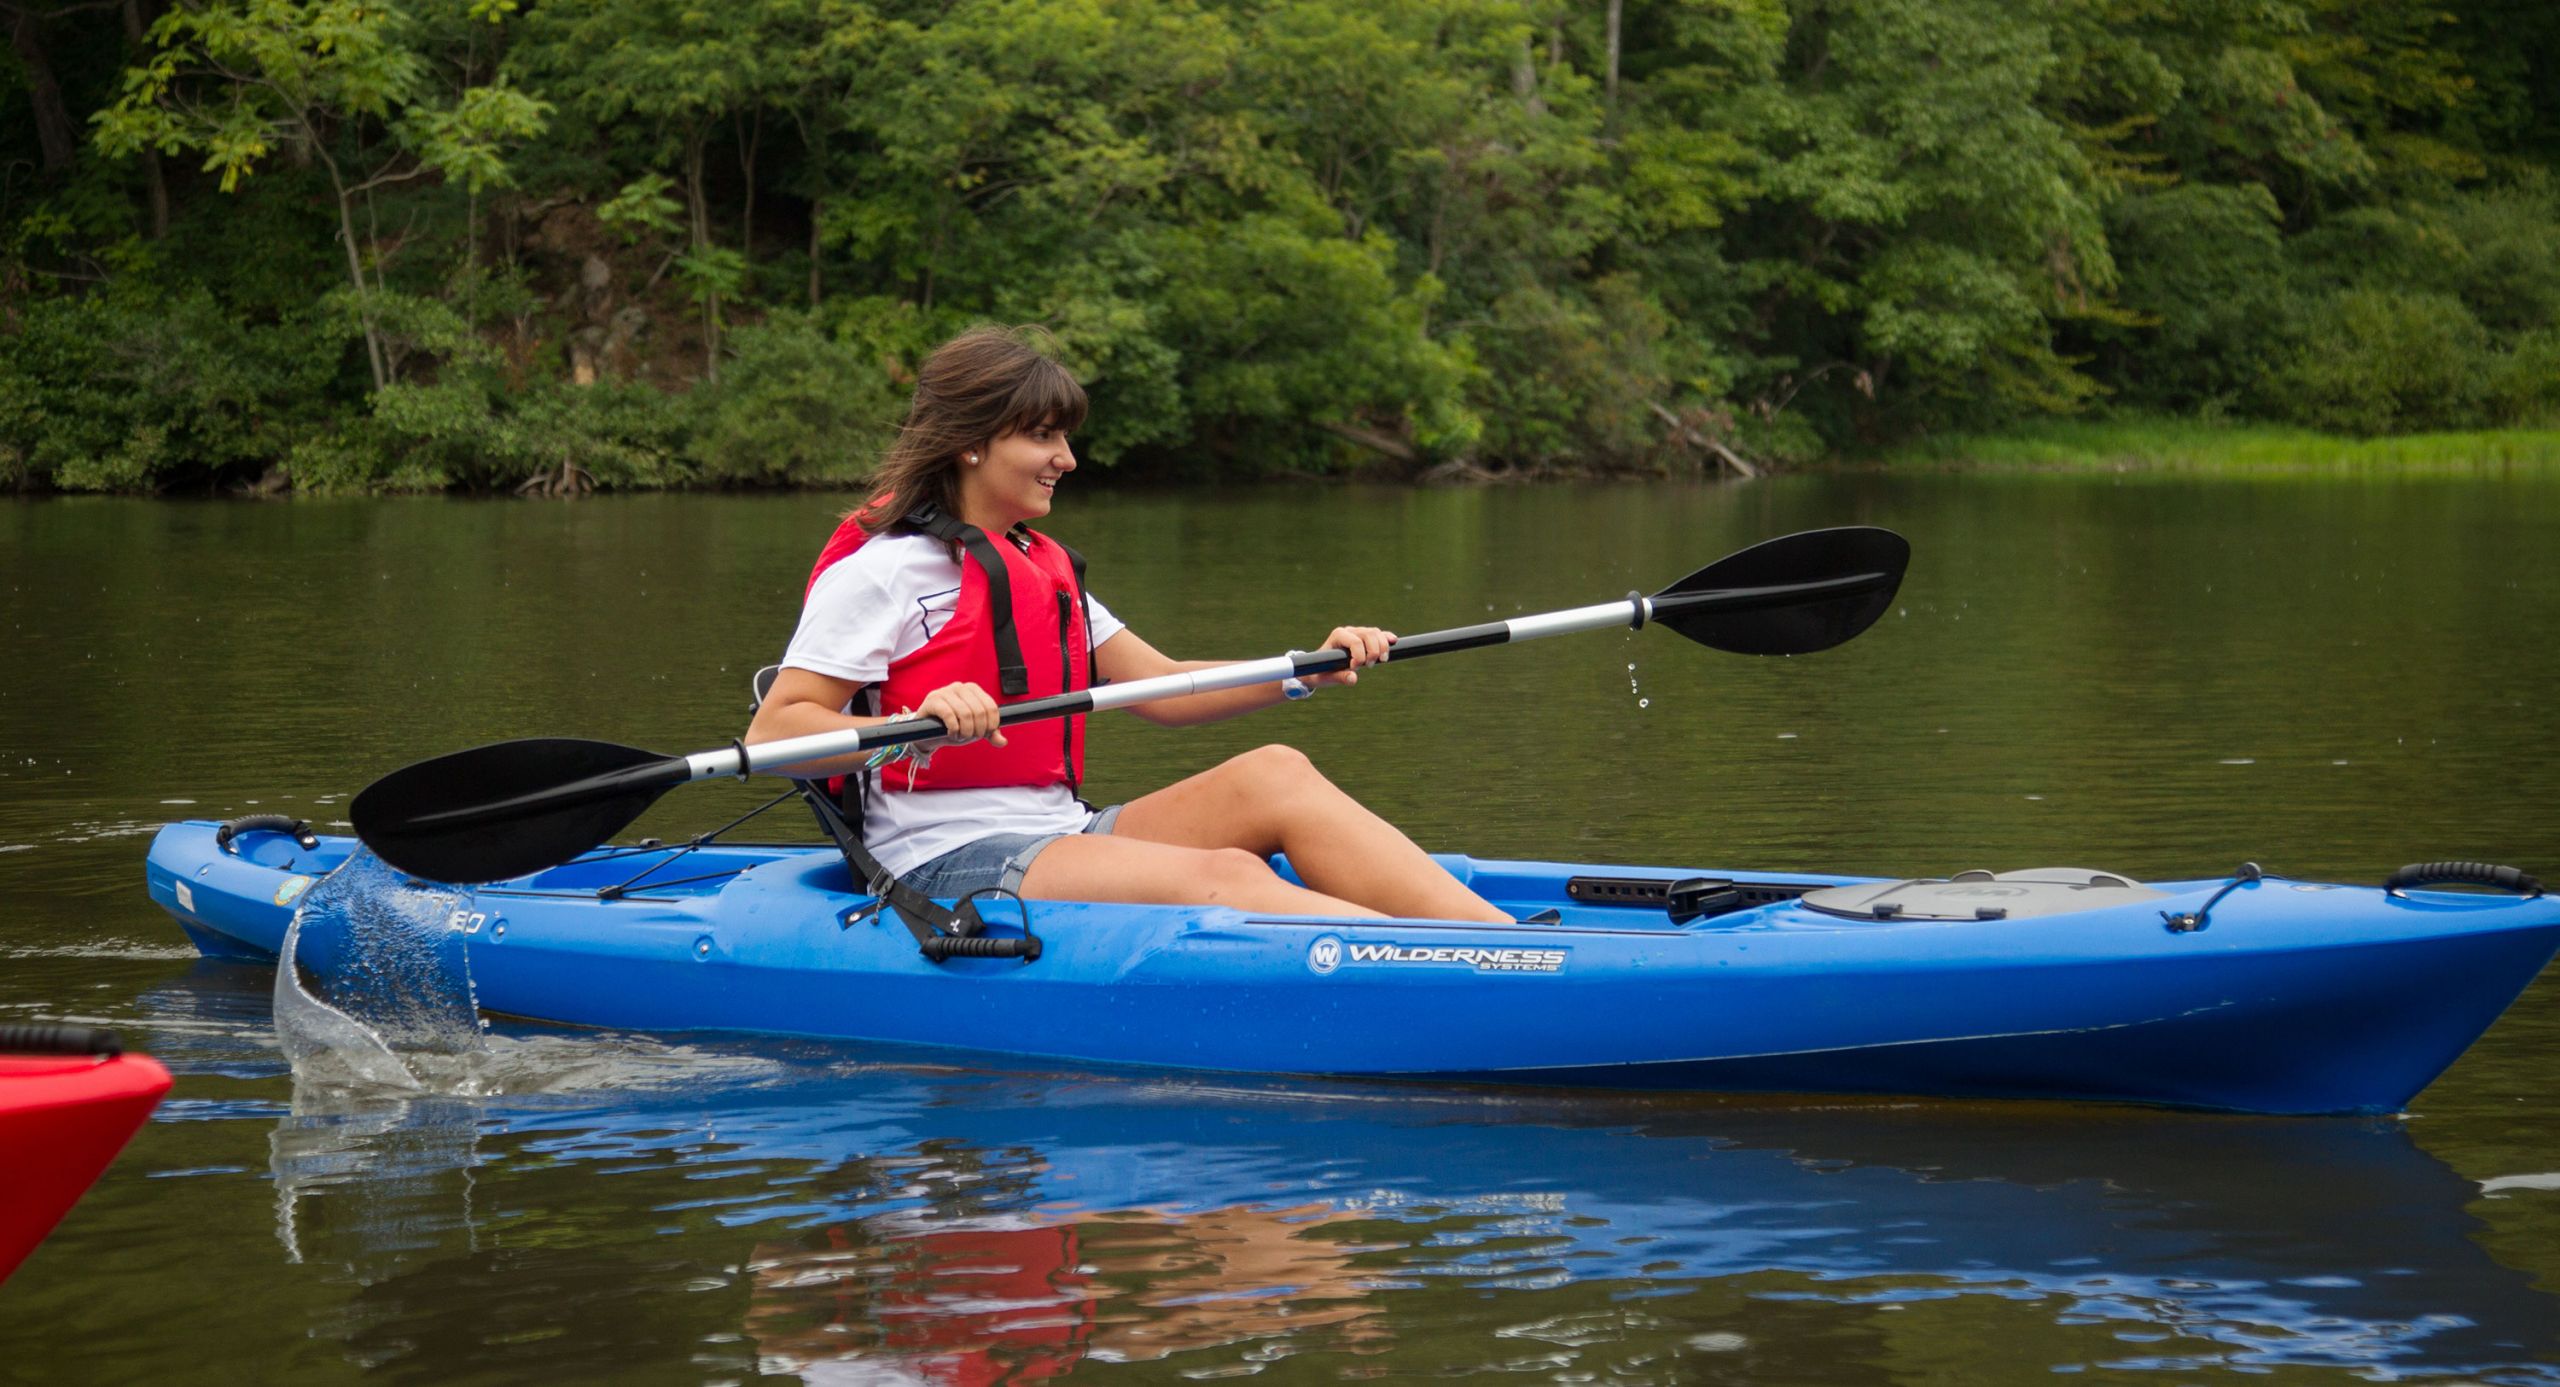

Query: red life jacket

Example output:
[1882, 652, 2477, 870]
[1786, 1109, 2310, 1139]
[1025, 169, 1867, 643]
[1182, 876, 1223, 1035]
[805, 503, 1092, 794]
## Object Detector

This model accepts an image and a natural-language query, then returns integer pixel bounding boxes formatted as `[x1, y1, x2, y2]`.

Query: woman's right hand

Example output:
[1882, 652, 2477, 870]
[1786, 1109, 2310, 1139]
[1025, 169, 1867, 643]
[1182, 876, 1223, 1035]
[906, 681, 1006, 747]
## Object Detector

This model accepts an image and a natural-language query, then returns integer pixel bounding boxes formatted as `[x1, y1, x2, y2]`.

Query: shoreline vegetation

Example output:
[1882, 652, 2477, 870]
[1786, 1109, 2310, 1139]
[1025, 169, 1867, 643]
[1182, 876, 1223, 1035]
[1864, 419, 2560, 475]
[16, 416, 2560, 499]
[5, 1, 2559, 497]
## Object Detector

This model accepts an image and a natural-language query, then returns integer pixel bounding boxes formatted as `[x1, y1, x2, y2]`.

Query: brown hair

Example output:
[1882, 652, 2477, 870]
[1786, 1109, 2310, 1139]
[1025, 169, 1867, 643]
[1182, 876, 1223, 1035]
[856, 325, 1088, 536]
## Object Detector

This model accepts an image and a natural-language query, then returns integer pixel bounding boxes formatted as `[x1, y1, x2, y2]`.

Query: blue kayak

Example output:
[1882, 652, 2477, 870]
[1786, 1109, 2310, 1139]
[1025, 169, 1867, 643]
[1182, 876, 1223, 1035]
[144, 819, 2559, 1114]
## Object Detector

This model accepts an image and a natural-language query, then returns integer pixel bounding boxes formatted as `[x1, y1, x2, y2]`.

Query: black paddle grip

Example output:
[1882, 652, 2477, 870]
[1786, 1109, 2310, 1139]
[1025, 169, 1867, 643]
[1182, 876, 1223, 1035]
[2383, 861, 2542, 897]
[216, 814, 320, 852]
[0, 1023, 125, 1057]
[920, 935, 1043, 962]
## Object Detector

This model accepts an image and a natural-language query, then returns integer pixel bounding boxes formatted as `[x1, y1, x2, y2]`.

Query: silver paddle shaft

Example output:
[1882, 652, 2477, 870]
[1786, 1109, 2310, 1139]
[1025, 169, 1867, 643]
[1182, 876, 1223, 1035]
[693, 597, 1650, 782]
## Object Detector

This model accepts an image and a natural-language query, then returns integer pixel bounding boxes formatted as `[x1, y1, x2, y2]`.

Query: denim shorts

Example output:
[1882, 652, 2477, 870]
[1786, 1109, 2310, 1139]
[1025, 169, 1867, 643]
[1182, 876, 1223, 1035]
[896, 804, 1123, 900]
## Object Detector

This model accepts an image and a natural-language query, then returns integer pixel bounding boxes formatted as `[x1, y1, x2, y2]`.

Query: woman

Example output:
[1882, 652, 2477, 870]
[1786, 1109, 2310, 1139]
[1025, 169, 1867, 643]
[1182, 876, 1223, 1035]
[744, 326, 1509, 923]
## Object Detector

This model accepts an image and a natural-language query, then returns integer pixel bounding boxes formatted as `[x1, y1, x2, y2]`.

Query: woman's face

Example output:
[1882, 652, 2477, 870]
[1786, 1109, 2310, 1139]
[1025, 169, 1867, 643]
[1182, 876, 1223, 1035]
[959, 419, 1078, 530]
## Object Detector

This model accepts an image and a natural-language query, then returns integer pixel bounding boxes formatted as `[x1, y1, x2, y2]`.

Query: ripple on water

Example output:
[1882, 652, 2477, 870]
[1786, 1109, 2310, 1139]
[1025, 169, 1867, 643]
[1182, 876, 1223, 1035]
[3, 940, 201, 960]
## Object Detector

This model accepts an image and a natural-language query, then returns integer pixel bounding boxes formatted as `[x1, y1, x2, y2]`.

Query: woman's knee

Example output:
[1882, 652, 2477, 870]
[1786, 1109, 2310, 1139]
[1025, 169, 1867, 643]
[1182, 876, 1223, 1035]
[1198, 846, 1284, 897]
[1218, 742, 1322, 789]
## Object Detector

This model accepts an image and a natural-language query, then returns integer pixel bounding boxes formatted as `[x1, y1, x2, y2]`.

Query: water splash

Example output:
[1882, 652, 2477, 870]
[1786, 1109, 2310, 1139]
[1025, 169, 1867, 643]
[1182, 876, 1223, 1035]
[1626, 660, 1647, 711]
[273, 848, 801, 1100]
[274, 848, 483, 1094]
[264, 848, 812, 1262]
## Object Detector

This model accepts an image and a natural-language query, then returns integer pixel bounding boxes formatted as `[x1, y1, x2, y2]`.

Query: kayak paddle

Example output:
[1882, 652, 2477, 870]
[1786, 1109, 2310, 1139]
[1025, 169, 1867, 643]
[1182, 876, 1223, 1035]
[351, 525, 1909, 883]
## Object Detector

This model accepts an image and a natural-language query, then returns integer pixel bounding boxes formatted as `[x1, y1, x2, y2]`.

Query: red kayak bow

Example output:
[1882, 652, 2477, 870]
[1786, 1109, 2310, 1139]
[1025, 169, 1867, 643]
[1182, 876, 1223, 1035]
[0, 1027, 171, 1283]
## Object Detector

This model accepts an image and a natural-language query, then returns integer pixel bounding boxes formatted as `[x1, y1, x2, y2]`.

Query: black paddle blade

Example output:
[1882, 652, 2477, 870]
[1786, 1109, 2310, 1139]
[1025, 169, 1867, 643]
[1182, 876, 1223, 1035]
[350, 737, 689, 884]
[1649, 526, 1910, 655]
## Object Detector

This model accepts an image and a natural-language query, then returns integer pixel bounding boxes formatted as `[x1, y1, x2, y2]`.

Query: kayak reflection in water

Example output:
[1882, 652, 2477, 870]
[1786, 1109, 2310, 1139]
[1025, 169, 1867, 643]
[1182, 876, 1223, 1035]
[689, 1074, 2557, 1385]
[742, 324, 1511, 923]
[744, 1200, 1386, 1379]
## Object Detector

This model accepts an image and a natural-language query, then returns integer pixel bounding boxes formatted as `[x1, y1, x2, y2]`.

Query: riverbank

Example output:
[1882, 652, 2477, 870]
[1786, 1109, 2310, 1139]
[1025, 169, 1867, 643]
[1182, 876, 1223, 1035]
[17, 414, 2560, 500]
[1868, 418, 2560, 474]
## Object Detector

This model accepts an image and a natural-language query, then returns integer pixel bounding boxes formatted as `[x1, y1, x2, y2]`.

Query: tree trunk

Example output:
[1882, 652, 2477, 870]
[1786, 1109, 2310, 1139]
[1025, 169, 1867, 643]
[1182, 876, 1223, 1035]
[1605, 0, 1622, 109]
[684, 130, 719, 382]
[335, 189, 389, 390]
[807, 197, 823, 306]
[1512, 34, 1539, 112]
[1647, 402, 1759, 478]
[7, 8, 77, 175]
[919, 195, 942, 312]
[735, 108, 760, 261]
[1314, 419, 1419, 464]
[787, 102, 831, 307]
[314, 143, 388, 390]
[118, 0, 170, 235]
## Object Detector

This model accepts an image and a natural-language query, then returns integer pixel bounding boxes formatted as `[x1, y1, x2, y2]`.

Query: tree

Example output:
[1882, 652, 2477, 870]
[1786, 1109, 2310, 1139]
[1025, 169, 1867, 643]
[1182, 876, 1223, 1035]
[1710, 0, 2116, 430]
[97, 0, 546, 389]
[510, 0, 775, 379]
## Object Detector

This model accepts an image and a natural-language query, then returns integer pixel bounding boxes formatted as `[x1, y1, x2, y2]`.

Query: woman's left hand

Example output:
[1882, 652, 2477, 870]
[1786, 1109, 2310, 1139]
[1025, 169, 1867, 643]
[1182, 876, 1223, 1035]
[1307, 625, 1397, 689]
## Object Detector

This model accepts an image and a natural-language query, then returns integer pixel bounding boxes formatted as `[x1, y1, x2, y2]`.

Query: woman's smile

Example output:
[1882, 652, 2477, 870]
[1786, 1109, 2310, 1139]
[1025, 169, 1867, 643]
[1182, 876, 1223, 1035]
[964, 422, 1077, 530]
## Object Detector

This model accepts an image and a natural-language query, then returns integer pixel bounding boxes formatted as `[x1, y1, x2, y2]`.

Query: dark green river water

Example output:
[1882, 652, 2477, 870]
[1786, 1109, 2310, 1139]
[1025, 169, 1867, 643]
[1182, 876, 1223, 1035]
[4, 474, 2558, 1383]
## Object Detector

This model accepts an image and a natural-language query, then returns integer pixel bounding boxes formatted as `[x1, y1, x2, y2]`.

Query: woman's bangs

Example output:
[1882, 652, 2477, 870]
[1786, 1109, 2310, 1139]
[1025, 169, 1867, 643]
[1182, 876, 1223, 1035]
[1001, 356, 1089, 437]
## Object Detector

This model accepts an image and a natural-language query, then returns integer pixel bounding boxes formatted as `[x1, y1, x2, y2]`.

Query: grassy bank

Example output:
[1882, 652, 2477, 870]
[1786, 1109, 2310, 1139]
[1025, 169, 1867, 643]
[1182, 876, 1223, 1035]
[1869, 418, 2560, 474]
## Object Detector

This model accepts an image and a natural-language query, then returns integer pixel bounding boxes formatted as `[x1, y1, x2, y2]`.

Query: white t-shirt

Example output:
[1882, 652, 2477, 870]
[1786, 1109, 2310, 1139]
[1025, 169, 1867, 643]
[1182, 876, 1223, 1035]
[779, 529, 1128, 880]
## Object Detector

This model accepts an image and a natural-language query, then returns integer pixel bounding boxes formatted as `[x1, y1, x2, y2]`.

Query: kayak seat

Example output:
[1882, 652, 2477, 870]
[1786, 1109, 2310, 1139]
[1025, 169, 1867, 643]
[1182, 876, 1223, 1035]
[748, 667, 1044, 962]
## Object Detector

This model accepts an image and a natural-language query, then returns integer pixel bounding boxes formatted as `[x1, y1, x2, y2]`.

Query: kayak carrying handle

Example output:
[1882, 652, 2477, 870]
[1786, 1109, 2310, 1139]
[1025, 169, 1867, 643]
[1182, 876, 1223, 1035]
[919, 889, 1045, 963]
[0, 1022, 125, 1057]
[216, 814, 319, 853]
[2384, 861, 2543, 898]
[921, 934, 1043, 962]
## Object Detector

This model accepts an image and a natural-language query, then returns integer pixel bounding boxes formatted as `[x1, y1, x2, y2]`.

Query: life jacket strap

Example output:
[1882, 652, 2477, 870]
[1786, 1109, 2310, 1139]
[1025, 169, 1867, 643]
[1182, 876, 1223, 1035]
[914, 506, 1031, 697]
[1052, 536, 1097, 792]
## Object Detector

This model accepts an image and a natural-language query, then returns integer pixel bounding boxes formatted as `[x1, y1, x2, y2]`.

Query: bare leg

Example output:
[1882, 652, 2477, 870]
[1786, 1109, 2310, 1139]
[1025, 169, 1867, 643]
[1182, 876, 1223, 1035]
[1098, 744, 1511, 923]
[1017, 834, 1385, 918]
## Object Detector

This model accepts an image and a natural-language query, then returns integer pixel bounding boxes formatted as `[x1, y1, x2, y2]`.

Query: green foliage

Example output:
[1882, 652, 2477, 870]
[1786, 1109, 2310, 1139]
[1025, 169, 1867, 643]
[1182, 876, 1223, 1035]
[598, 173, 684, 243]
[1150, 215, 1477, 464]
[94, 0, 545, 195]
[2484, 330, 2560, 425]
[2094, 183, 2289, 409]
[2263, 288, 2491, 433]
[8, 0, 2560, 494]
[296, 376, 686, 491]
[2436, 185, 2560, 334]
[0, 291, 336, 491]
[684, 311, 897, 484]
[1468, 278, 1670, 467]
[2251, 180, 2560, 431]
